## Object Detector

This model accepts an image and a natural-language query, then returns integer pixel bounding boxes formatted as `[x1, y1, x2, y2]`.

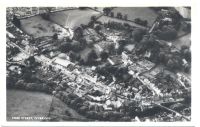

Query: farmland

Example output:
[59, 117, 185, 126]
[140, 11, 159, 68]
[97, 15, 147, 29]
[110, 7, 158, 26]
[7, 89, 85, 121]
[49, 9, 102, 29]
[20, 15, 68, 38]
[7, 89, 52, 121]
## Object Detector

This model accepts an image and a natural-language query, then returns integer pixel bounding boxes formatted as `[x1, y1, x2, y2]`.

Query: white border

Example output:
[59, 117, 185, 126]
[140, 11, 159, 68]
[1, 0, 200, 126]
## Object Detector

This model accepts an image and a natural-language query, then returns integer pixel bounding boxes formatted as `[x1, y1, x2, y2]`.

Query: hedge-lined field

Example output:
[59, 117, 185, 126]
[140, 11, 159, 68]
[49, 9, 101, 29]
[20, 15, 68, 38]
[110, 7, 158, 26]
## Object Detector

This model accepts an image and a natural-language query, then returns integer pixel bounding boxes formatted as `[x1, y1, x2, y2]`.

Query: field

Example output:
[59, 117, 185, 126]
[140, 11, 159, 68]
[7, 89, 52, 121]
[111, 7, 158, 26]
[20, 15, 68, 38]
[172, 33, 191, 49]
[97, 15, 146, 29]
[49, 9, 101, 29]
[7, 89, 85, 121]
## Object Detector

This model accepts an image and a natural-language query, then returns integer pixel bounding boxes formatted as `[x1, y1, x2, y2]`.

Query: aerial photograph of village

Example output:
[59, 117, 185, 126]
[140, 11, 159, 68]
[6, 7, 191, 122]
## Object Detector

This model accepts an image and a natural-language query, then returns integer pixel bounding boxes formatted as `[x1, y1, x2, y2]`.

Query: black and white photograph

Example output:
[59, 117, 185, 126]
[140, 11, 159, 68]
[6, 7, 191, 122]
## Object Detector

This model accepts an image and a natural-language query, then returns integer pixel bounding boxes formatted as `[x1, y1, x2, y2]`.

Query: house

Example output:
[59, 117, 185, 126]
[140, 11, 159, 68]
[53, 57, 72, 68]
[137, 59, 155, 70]
[128, 63, 147, 74]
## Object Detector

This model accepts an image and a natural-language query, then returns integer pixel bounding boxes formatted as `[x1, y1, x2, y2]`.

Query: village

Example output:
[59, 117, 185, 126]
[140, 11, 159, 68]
[6, 7, 191, 121]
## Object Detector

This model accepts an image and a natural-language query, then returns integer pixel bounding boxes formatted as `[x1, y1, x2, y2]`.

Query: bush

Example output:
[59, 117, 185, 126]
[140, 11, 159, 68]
[132, 29, 147, 42]
[120, 116, 131, 121]
[134, 18, 148, 26]
[155, 25, 177, 40]
[86, 111, 97, 119]
[41, 13, 50, 20]
[12, 15, 21, 28]
[78, 105, 88, 114]
[52, 33, 58, 40]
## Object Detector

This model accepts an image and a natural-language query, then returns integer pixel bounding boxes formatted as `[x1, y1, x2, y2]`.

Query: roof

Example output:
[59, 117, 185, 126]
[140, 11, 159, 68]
[54, 58, 71, 67]
[137, 59, 155, 70]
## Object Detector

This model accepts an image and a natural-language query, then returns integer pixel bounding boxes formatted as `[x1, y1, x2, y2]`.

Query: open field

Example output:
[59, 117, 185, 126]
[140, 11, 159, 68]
[7, 89, 52, 121]
[49, 9, 101, 29]
[97, 15, 147, 29]
[111, 7, 158, 26]
[7, 89, 85, 121]
[20, 15, 68, 38]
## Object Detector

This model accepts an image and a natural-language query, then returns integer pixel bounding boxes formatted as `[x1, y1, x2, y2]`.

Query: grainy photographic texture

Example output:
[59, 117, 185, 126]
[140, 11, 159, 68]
[6, 7, 191, 122]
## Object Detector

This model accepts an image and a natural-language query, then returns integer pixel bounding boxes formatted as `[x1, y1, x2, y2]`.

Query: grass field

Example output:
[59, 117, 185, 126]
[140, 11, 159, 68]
[20, 15, 68, 38]
[49, 9, 101, 30]
[7, 89, 52, 121]
[7, 89, 85, 121]
[97, 15, 146, 29]
[111, 7, 158, 26]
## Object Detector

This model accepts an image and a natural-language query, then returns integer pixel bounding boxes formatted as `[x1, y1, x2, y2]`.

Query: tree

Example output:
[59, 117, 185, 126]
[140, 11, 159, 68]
[12, 15, 21, 28]
[155, 25, 177, 40]
[120, 116, 131, 121]
[103, 8, 112, 16]
[79, 7, 88, 10]
[158, 51, 167, 63]
[79, 105, 88, 114]
[74, 27, 83, 40]
[25, 56, 36, 67]
[71, 41, 83, 52]
[132, 28, 146, 42]
[124, 14, 128, 20]
[79, 38, 87, 49]
[116, 12, 123, 19]
[91, 15, 97, 22]
[21, 68, 33, 82]
[100, 51, 109, 61]
[52, 33, 58, 40]
[166, 57, 181, 71]
[181, 45, 191, 63]
[45, 7, 54, 13]
[134, 18, 148, 26]
[69, 51, 80, 62]
[94, 24, 102, 32]
[80, 24, 87, 29]
[87, 50, 98, 63]
[110, 12, 114, 17]
[107, 43, 116, 55]
[10, 47, 20, 56]
[143, 20, 148, 26]
[59, 42, 71, 53]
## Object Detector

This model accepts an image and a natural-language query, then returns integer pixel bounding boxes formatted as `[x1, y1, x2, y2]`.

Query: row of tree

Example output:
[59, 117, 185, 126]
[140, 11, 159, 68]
[55, 88, 143, 121]
[103, 8, 128, 20]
